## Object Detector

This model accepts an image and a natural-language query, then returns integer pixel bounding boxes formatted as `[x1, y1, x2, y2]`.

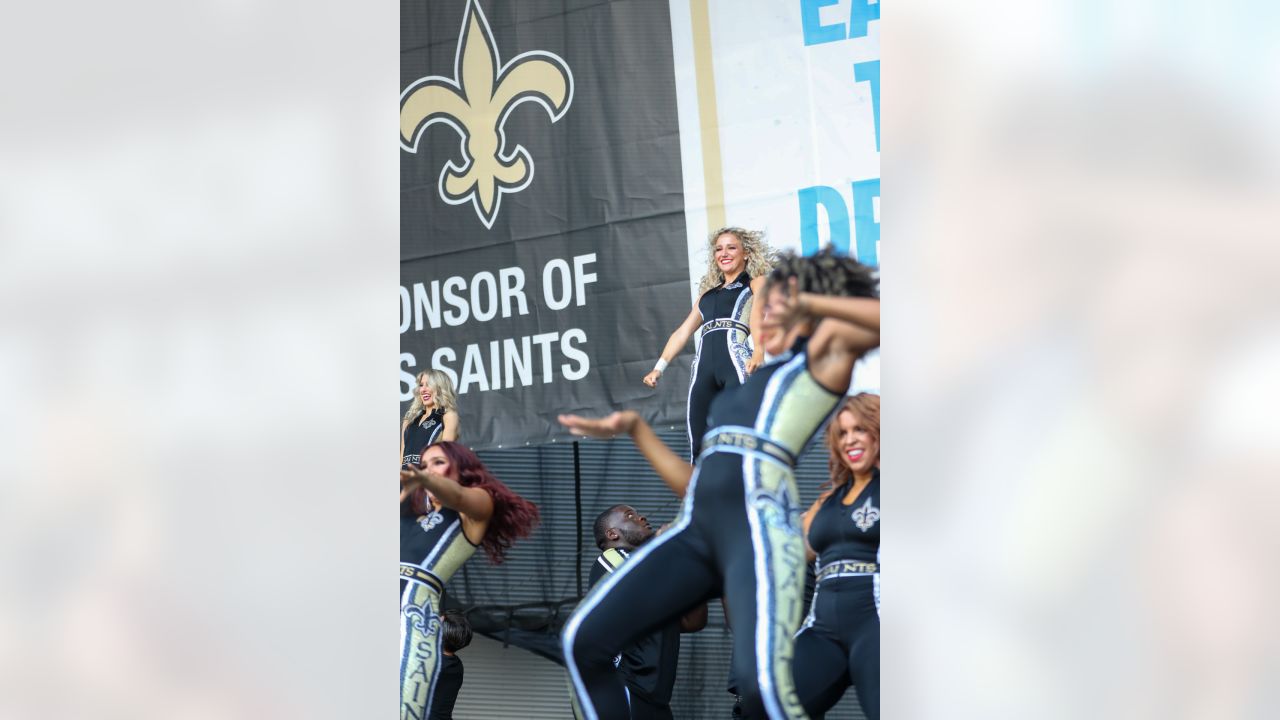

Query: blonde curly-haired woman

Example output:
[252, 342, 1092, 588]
[643, 227, 776, 459]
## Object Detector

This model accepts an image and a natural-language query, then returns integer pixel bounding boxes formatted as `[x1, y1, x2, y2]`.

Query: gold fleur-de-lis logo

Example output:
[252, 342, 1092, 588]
[400, 0, 574, 229]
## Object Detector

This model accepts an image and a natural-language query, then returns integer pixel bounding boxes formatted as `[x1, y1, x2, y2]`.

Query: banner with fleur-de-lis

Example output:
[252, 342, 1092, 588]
[400, 0, 693, 450]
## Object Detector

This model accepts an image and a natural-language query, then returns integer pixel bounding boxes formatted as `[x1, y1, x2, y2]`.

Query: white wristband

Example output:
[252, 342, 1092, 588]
[654, 358, 669, 373]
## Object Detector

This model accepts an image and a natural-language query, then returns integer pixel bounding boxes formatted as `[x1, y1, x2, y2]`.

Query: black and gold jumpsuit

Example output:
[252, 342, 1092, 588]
[793, 469, 879, 719]
[402, 408, 445, 469]
[564, 340, 842, 720]
[400, 503, 479, 720]
[687, 271, 754, 458]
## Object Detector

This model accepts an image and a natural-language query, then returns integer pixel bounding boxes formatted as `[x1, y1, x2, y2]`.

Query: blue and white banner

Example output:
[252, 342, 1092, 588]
[670, 0, 880, 391]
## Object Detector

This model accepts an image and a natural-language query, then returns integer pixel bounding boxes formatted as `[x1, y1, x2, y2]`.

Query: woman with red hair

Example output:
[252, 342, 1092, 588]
[794, 393, 880, 719]
[398, 441, 539, 720]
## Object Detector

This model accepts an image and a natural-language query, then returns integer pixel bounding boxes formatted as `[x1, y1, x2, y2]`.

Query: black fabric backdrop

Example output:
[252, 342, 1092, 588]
[401, 0, 692, 450]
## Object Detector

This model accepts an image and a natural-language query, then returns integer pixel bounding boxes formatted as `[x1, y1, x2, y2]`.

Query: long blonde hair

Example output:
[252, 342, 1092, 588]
[402, 369, 459, 424]
[696, 226, 777, 295]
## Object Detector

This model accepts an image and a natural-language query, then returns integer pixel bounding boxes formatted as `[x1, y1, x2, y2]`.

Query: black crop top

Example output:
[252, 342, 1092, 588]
[807, 467, 879, 567]
[402, 408, 445, 468]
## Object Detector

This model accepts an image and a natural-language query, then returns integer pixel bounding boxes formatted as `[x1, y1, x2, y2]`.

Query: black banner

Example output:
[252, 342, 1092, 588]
[401, 0, 691, 449]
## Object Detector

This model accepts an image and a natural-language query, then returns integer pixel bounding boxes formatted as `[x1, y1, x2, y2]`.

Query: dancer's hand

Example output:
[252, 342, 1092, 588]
[399, 466, 425, 503]
[746, 350, 764, 375]
[558, 410, 638, 438]
[643, 369, 662, 388]
[400, 465, 426, 490]
[400, 466, 446, 493]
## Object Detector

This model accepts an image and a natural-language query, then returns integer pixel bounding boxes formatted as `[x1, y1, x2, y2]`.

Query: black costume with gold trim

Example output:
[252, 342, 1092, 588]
[589, 547, 682, 720]
[564, 339, 841, 720]
[402, 408, 445, 468]
[794, 469, 880, 719]
[400, 503, 478, 720]
[687, 270, 754, 458]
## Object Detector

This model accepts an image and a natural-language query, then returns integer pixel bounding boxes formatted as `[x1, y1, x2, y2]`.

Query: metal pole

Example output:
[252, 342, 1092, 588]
[573, 439, 584, 598]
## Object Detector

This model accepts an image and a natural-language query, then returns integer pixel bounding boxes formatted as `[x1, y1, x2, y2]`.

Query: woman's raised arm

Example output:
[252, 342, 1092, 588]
[558, 411, 694, 497]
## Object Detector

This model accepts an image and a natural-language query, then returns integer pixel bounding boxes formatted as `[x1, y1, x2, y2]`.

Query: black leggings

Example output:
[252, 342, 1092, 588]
[626, 692, 673, 720]
[563, 451, 808, 720]
[686, 335, 747, 458]
[792, 575, 879, 719]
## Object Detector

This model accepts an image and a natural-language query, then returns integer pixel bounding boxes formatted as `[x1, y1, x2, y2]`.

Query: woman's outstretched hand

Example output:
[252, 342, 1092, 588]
[400, 466, 451, 507]
[400, 466, 428, 492]
[399, 467, 424, 503]
[558, 410, 638, 438]
[642, 369, 662, 388]
[400, 466, 447, 492]
[746, 350, 764, 375]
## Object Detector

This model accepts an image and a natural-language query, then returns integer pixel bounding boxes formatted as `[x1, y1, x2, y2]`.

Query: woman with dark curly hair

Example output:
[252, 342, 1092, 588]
[560, 248, 879, 720]
[794, 393, 880, 719]
[399, 441, 539, 720]
[643, 227, 776, 458]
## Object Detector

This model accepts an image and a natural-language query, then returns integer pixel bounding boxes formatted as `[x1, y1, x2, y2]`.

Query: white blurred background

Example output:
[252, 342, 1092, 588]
[889, 0, 1280, 717]
[0, 2, 396, 717]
